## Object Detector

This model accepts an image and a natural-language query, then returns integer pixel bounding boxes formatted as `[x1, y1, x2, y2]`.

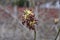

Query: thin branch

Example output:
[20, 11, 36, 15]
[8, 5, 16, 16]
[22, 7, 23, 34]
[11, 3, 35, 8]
[55, 29, 60, 40]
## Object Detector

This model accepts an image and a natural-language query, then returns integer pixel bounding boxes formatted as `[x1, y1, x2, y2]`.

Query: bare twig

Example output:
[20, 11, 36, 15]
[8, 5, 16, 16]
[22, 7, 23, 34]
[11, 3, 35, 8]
[55, 29, 60, 40]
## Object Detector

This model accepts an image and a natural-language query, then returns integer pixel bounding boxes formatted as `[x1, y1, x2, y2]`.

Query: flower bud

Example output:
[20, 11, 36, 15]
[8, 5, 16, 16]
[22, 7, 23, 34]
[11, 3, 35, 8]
[54, 18, 59, 24]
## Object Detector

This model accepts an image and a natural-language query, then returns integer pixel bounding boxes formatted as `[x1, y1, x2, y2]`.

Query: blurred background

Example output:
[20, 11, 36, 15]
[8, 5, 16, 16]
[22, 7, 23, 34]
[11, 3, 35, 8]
[0, 0, 60, 40]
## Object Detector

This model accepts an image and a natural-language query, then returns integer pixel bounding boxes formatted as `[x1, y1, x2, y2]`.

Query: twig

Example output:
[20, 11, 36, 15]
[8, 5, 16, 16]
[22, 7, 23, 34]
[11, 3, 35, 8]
[55, 29, 60, 40]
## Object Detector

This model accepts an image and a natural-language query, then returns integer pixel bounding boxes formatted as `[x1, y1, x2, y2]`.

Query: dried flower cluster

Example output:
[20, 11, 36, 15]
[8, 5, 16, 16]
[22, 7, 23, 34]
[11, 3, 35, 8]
[22, 12, 37, 30]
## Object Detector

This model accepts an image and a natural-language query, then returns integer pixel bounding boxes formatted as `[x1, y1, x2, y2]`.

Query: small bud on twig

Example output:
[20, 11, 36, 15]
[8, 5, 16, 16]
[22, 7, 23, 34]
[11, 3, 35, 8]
[54, 18, 59, 24]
